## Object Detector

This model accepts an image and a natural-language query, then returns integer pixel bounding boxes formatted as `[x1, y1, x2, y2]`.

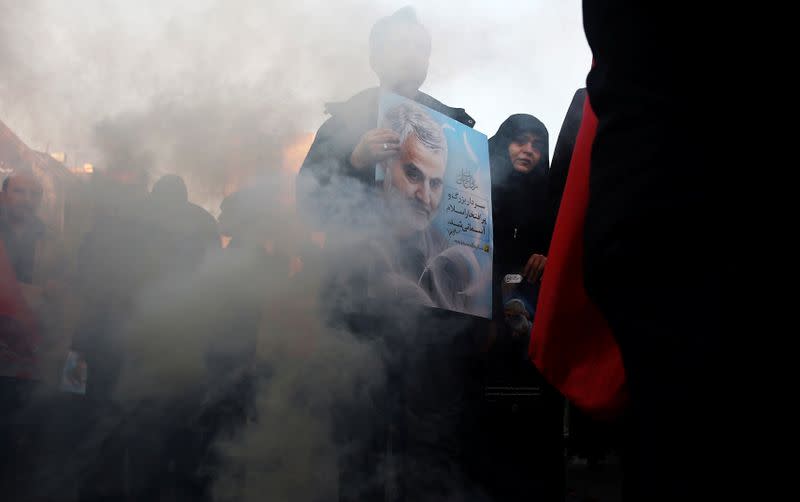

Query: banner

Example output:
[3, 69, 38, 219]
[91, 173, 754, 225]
[374, 92, 493, 318]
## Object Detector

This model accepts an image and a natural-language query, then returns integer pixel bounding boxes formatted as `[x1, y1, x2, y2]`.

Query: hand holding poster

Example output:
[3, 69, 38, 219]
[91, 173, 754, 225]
[373, 92, 493, 318]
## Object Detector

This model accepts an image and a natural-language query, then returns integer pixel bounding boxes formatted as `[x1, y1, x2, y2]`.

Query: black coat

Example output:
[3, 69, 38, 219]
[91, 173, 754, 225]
[547, 88, 586, 240]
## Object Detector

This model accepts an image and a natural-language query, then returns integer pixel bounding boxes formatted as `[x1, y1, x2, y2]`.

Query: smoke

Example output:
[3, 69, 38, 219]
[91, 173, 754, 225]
[90, 88, 304, 212]
[1, 1, 590, 176]
[1, 2, 587, 500]
[1, 0, 390, 210]
[61, 171, 481, 501]
[107, 239, 388, 501]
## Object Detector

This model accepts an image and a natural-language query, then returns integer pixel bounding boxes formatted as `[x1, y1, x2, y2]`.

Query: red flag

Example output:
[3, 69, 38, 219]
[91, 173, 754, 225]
[529, 95, 626, 419]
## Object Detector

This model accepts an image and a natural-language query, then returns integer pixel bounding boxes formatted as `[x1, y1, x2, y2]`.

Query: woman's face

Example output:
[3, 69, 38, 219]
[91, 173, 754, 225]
[507, 132, 544, 173]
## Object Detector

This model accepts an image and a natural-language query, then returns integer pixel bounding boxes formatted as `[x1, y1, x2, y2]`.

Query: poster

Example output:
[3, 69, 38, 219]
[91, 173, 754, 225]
[374, 92, 493, 319]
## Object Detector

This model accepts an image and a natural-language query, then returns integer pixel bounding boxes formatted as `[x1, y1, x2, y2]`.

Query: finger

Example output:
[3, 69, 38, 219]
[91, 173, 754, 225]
[374, 149, 401, 162]
[368, 130, 401, 142]
[528, 258, 543, 283]
[370, 143, 400, 155]
[531, 264, 542, 283]
[522, 254, 536, 277]
[373, 140, 401, 151]
[370, 136, 401, 148]
[533, 258, 547, 282]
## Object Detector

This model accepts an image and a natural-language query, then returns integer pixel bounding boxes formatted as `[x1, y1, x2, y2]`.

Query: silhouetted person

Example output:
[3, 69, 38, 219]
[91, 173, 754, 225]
[70, 165, 156, 502]
[147, 174, 220, 275]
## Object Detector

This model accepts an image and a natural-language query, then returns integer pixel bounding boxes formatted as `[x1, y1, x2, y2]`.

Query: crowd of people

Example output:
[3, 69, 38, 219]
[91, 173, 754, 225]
[2, 3, 732, 502]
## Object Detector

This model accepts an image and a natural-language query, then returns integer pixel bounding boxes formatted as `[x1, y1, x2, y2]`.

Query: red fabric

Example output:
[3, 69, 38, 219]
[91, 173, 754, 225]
[0, 239, 40, 379]
[529, 96, 627, 419]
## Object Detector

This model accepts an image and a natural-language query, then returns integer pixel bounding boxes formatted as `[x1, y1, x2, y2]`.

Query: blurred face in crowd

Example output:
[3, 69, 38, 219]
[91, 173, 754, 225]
[383, 133, 446, 235]
[1, 173, 43, 224]
[371, 22, 432, 98]
[507, 132, 545, 173]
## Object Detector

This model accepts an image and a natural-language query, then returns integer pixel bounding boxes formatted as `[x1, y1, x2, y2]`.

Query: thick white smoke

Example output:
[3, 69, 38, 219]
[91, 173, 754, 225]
[1, 2, 588, 500]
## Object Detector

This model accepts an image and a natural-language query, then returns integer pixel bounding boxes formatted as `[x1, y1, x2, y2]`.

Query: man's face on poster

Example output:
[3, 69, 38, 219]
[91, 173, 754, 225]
[383, 134, 446, 235]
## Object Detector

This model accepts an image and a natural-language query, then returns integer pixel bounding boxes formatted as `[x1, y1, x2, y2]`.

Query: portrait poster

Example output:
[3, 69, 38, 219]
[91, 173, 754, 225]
[374, 92, 493, 318]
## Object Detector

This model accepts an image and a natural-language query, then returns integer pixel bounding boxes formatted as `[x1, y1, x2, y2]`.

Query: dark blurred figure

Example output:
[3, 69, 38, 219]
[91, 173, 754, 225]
[469, 115, 564, 502]
[72, 165, 153, 401]
[147, 174, 220, 274]
[176, 183, 321, 501]
[103, 175, 221, 501]
[68, 165, 157, 502]
[582, 2, 735, 500]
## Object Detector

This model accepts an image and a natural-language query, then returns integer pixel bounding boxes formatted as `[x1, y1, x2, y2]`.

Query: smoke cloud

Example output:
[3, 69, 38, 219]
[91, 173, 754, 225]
[1, 2, 588, 500]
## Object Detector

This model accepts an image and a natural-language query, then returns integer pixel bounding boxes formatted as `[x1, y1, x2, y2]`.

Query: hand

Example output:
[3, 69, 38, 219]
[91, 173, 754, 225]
[349, 128, 401, 169]
[522, 253, 547, 283]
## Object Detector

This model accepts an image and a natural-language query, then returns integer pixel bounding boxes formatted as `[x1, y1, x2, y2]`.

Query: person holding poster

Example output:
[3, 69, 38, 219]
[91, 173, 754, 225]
[296, 8, 484, 501]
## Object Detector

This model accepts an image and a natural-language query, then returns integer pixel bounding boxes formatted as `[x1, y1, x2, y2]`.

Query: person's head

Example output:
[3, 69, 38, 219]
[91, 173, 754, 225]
[490, 114, 550, 176]
[1, 169, 43, 224]
[369, 7, 432, 98]
[151, 174, 188, 205]
[380, 102, 447, 235]
[508, 131, 546, 174]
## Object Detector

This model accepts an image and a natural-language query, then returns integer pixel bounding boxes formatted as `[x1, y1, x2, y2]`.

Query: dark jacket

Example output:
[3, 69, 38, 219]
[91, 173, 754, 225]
[489, 114, 550, 307]
[144, 198, 220, 276]
[297, 87, 474, 227]
[71, 190, 156, 400]
[547, 88, 586, 239]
